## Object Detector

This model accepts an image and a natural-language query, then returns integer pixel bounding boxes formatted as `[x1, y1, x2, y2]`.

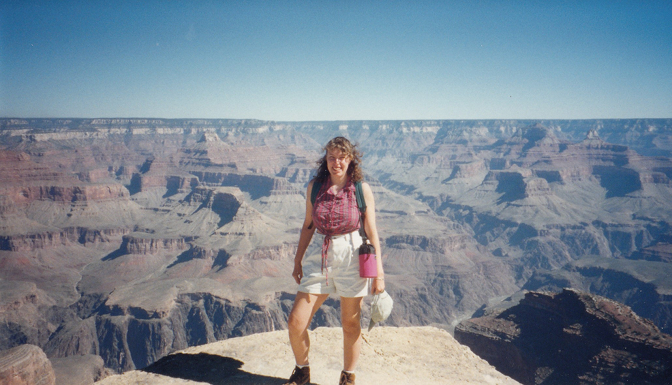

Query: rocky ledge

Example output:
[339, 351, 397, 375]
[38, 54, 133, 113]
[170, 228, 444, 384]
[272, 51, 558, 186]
[454, 289, 672, 385]
[97, 326, 520, 385]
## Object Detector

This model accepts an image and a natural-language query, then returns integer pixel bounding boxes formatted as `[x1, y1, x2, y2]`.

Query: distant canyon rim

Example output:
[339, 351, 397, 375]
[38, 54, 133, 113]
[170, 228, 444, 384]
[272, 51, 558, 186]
[0, 118, 671, 381]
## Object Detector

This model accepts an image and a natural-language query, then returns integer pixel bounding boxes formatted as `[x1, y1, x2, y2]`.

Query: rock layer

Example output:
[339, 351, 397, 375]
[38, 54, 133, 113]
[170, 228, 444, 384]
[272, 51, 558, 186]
[0, 344, 56, 385]
[455, 289, 672, 385]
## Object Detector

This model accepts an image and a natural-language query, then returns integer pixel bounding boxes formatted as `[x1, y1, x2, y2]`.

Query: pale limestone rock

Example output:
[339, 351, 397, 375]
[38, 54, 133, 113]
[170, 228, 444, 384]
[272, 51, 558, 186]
[97, 326, 520, 385]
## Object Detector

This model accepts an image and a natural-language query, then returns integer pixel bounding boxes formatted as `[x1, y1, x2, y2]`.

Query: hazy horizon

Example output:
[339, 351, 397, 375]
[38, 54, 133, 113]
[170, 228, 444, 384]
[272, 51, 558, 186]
[2, 117, 671, 123]
[2, 1, 671, 121]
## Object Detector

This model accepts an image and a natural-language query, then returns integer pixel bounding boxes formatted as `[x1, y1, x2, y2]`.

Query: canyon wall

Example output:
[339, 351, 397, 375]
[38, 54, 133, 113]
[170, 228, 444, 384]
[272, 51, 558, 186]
[1, 118, 671, 381]
[455, 289, 672, 384]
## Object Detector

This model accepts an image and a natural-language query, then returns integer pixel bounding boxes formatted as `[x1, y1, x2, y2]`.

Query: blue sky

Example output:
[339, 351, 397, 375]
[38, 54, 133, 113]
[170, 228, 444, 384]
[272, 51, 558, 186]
[1, 0, 671, 121]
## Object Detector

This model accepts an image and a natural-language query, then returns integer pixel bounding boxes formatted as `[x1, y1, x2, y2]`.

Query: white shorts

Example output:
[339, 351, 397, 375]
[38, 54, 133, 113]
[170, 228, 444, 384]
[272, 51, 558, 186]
[298, 230, 370, 298]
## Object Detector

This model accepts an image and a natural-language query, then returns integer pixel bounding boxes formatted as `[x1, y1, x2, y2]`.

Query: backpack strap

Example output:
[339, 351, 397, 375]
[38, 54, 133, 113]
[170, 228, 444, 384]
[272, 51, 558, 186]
[354, 181, 367, 214]
[354, 181, 370, 242]
[307, 178, 323, 230]
[310, 178, 323, 206]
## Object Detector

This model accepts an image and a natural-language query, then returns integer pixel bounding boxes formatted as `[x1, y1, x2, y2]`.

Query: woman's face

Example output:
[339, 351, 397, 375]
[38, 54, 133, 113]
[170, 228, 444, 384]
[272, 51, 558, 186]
[326, 148, 351, 178]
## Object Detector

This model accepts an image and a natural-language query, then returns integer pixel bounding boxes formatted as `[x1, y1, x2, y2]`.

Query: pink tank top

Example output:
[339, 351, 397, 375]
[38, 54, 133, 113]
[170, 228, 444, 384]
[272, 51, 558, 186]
[311, 178, 361, 281]
[312, 178, 361, 236]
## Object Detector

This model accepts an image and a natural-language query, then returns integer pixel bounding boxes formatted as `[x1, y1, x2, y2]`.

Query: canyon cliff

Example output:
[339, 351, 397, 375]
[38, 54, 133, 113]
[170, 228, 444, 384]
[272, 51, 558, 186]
[455, 289, 672, 384]
[0, 118, 671, 382]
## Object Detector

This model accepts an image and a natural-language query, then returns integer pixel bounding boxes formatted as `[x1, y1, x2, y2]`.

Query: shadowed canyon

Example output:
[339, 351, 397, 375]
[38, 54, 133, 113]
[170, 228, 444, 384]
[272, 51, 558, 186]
[1, 118, 672, 384]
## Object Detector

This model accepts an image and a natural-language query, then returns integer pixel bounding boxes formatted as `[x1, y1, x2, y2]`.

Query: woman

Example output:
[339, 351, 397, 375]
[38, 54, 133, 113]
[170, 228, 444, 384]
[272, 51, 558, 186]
[284, 137, 385, 385]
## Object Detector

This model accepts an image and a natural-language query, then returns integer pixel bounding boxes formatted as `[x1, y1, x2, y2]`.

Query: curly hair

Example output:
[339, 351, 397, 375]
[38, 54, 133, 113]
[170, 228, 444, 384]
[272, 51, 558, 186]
[315, 136, 364, 182]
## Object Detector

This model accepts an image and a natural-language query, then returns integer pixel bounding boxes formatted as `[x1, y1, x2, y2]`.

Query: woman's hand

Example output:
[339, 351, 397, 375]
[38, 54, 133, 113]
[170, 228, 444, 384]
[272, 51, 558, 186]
[372, 277, 385, 295]
[292, 260, 303, 284]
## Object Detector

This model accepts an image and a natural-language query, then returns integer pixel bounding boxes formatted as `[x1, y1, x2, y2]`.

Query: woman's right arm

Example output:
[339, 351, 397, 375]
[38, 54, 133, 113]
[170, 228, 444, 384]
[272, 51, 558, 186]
[292, 180, 317, 284]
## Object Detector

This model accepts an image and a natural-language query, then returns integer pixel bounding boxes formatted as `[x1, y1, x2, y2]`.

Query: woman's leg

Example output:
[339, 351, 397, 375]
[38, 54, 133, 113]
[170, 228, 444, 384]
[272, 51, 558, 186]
[340, 296, 364, 371]
[288, 292, 329, 365]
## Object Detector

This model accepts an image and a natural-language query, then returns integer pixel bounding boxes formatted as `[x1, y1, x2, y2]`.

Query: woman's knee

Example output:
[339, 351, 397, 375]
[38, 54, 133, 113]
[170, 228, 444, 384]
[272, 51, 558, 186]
[288, 309, 310, 333]
[288, 296, 321, 333]
[340, 297, 363, 333]
[341, 315, 361, 334]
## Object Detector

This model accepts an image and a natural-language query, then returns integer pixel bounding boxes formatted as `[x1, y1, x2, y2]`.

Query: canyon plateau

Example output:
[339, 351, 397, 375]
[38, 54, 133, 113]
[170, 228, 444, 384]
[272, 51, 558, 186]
[0, 118, 671, 383]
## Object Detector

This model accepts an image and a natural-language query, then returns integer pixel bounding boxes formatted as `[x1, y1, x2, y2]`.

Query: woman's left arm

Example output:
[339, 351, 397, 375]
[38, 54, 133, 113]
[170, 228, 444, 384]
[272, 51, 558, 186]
[362, 182, 385, 294]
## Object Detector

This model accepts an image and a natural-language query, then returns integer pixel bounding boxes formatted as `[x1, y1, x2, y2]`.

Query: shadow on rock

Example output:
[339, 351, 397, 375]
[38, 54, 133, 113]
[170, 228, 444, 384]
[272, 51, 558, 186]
[142, 352, 288, 384]
[101, 247, 126, 261]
